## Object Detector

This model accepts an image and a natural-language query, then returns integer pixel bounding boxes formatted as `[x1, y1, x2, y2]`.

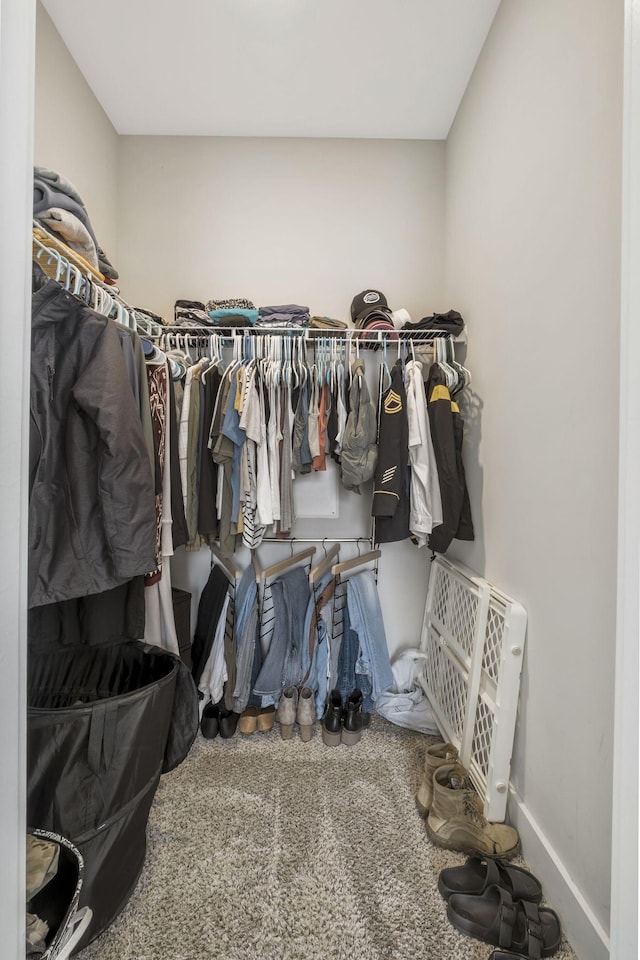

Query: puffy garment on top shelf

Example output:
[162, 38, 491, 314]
[29, 268, 157, 608]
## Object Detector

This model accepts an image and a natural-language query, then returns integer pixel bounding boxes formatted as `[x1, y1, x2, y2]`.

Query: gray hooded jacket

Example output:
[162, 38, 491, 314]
[340, 359, 378, 494]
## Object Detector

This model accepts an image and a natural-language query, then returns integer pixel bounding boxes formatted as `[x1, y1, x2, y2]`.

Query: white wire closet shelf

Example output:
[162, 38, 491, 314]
[157, 325, 464, 347]
[418, 556, 527, 822]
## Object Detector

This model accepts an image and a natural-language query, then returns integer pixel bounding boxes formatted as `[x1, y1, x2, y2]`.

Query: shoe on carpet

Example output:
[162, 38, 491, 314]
[218, 707, 239, 739]
[438, 855, 542, 903]
[239, 706, 259, 735]
[416, 741, 458, 817]
[200, 702, 220, 740]
[276, 686, 298, 740]
[257, 705, 276, 733]
[427, 763, 520, 859]
[447, 884, 562, 957]
[296, 687, 316, 742]
[321, 689, 343, 747]
[342, 688, 366, 746]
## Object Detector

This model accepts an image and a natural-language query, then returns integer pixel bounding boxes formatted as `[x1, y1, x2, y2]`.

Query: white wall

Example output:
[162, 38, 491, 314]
[444, 1, 623, 957]
[116, 136, 445, 323]
[118, 135, 447, 655]
[34, 1, 119, 261]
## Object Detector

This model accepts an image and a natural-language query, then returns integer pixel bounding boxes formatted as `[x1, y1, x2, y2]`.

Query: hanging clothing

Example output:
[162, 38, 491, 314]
[372, 360, 411, 544]
[145, 356, 169, 580]
[198, 591, 230, 711]
[178, 365, 194, 521]
[145, 362, 180, 655]
[185, 360, 203, 548]
[312, 383, 328, 472]
[266, 380, 282, 523]
[340, 359, 378, 494]
[345, 570, 394, 701]
[425, 363, 475, 553]
[29, 271, 156, 608]
[253, 567, 311, 703]
[405, 359, 443, 547]
[27, 578, 146, 651]
[279, 385, 295, 533]
[291, 380, 312, 476]
[239, 365, 267, 549]
[191, 565, 230, 688]
[197, 366, 220, 543]
[167, 376, 188, 551]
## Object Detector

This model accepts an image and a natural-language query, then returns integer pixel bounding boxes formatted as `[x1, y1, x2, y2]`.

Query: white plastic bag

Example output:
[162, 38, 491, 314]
[376, 649, 440, 735]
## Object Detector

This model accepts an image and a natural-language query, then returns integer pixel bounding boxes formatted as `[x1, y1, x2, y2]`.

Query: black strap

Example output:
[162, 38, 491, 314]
[521, 899, 544, 959]
[498, 899, 517, 948]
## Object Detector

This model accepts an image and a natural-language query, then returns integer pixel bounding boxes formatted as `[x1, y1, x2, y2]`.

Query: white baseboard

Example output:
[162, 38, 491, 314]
[509, 788, 610, 960]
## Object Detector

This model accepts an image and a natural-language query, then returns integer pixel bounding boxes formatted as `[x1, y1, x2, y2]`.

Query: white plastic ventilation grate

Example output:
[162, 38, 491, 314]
[418, 557, 527, 821]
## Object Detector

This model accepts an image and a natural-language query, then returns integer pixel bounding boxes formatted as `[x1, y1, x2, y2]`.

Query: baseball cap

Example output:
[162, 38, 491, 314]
[350, 289, 391, 326]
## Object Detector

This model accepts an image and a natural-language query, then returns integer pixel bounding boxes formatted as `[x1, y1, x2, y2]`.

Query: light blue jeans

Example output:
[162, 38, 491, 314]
[346, 571, 394, 701]
[301, 570, 333, 718]
[253, 566, 310, 704]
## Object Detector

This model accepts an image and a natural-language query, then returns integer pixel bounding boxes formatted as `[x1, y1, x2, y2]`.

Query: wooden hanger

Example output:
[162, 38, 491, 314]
[309, 544, 340, 583]
[259, 546, 316, 582]
[331, 549, 381, 578]
[210, 543, 242, 584]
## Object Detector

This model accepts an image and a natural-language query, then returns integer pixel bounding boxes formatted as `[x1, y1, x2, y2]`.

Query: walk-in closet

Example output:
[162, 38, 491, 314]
[1, 1, 637, 959]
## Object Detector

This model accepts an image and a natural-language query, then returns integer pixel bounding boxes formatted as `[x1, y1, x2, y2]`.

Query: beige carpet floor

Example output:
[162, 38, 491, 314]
[77, 716, 579, 960]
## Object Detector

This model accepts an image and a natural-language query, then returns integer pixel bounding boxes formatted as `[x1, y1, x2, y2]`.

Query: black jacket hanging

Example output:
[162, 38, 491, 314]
[29, 273, 157, 607]
[372, 360, 410, 544]
[425, 363, 474, 553]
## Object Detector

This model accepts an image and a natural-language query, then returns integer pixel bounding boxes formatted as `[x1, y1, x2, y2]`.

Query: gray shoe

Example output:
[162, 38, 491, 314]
[296, 687, 316, 742]
[276, 686, 298, 740]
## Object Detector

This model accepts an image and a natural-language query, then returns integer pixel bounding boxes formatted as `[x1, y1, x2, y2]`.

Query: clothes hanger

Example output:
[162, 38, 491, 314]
[331, 548, 381, 580]
[436, 337, 457, 391]
[259, 545, 316, 582]
[210, 543, 242, 584]
[309, 543, 340, 584]
[381, 338, 392, 391]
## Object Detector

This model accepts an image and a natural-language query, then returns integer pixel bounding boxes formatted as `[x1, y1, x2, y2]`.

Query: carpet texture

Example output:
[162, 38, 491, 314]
[78, 717, 578, 960]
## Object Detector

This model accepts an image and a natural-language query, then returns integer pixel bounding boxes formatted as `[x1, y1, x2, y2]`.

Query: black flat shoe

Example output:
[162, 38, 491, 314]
[218, 708, 239, 739]
[447, 885, 561, 958]
[200, 703, 220, 739]
[439, 856, 543, 903]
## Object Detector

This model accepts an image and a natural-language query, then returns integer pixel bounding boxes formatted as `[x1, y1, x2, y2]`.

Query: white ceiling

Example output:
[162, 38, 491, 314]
[41, 0, 500, 139]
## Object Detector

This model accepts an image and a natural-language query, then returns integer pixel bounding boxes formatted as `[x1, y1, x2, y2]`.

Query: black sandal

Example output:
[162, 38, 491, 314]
[447, 884, 562, 958]
[439, 856, 543, 903]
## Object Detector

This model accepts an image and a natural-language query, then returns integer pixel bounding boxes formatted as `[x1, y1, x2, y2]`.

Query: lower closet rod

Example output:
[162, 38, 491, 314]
[258, 536, 373, 545]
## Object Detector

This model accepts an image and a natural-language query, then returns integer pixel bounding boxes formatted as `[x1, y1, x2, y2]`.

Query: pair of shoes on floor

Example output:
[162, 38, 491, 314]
[321, 689, 369, 747]
[417, 743, 520, 859]
[276, 685, 316, 741]
[200, 701, 239, 740]
[238, 705, 276, 735]
[439, 856, 562, 958]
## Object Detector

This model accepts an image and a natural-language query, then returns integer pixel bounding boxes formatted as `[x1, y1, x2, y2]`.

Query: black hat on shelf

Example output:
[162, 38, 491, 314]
[350, 289, 393, 328]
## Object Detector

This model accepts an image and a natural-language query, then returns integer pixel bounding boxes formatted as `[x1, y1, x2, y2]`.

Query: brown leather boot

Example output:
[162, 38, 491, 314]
[416, 742, 458, 817]
[426, 763, 520, 859]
